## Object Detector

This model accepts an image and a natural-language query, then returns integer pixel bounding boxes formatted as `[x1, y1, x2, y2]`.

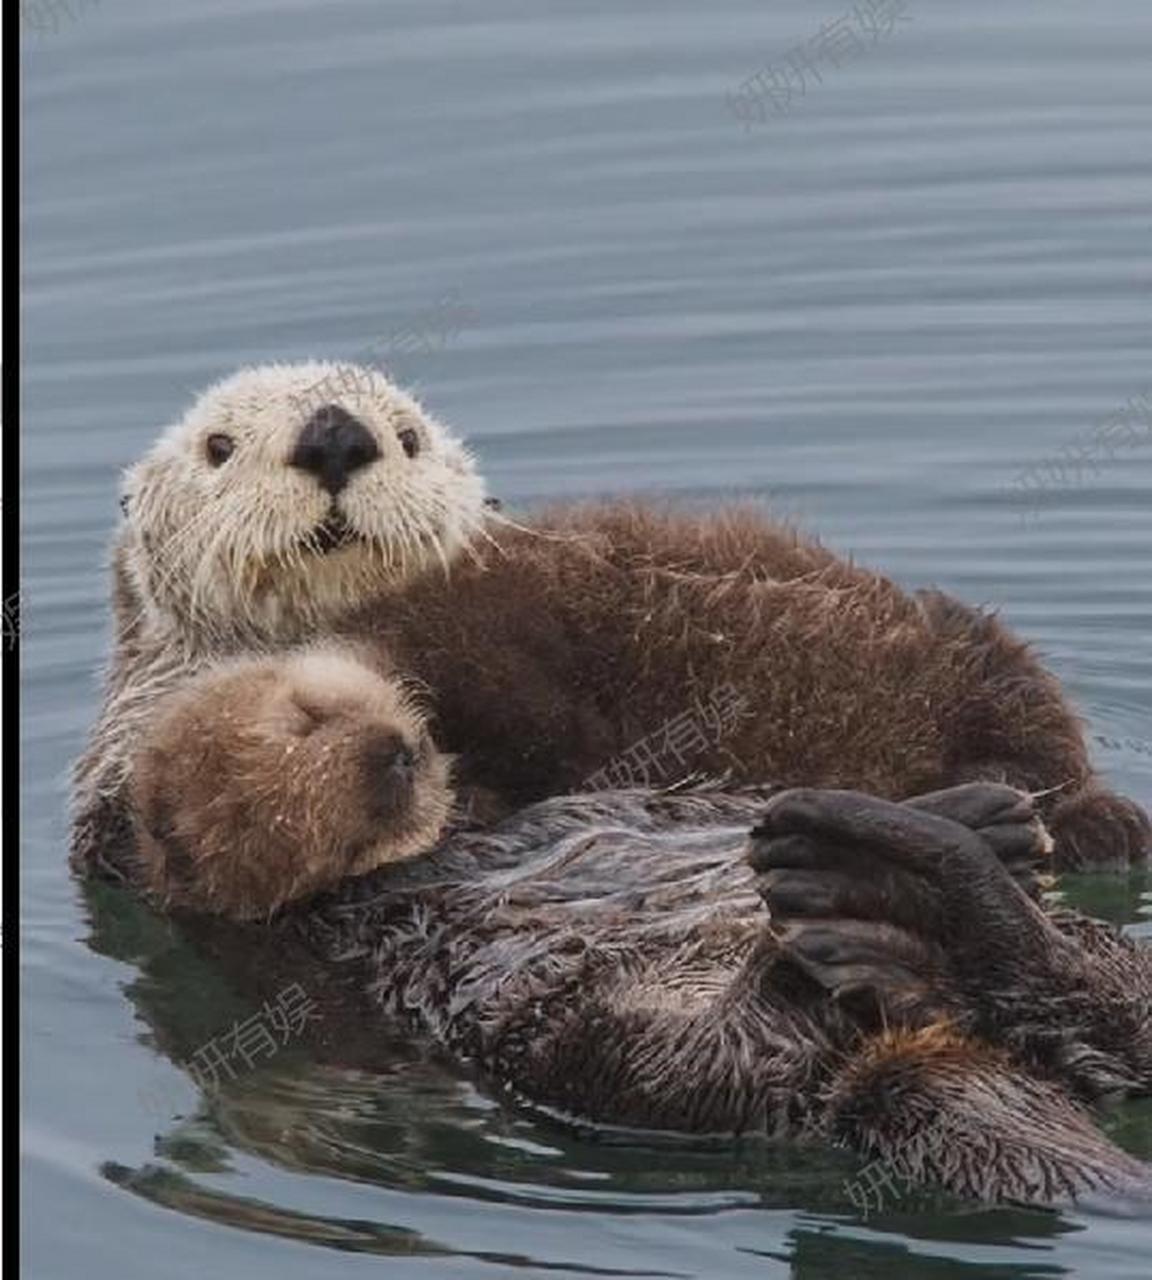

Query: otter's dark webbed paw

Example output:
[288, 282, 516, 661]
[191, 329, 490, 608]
[747, 784, 1053, 1027]
[901, 781, 1053, 899]
[768, 913, 956, 1026]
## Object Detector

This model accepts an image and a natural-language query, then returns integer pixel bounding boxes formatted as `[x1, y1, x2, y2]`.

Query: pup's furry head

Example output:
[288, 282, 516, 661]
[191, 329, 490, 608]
[131, 649, 454, 919]
[119, 363, 488, 643]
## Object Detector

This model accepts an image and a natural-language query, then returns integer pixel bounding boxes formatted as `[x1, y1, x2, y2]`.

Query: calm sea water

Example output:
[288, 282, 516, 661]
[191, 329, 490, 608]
[20, 1, 1152, 1276]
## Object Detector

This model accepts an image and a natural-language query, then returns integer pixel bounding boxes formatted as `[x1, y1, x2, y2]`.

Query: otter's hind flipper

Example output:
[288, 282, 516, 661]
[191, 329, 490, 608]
[825, 1024, 1152, 1210]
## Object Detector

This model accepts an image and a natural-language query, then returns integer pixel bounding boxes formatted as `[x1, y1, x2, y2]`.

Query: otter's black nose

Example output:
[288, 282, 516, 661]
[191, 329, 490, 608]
[289, 404, 380, 496]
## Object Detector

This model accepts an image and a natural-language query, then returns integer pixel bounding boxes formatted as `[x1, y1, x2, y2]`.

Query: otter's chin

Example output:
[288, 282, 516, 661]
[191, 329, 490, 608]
[302, 511, 367, 557]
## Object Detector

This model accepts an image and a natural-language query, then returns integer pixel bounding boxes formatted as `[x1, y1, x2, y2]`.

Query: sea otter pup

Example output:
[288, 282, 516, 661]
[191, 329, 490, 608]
[72, 362, 1149, 883]
[115, 684, 1152, 1209]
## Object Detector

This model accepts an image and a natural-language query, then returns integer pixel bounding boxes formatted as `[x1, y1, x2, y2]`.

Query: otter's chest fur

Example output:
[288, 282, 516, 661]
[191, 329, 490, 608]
[312, 793, 769, 1055]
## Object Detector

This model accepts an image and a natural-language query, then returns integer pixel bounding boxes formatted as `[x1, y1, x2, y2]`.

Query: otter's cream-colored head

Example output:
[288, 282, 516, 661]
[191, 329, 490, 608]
[119, 362, 487, 642]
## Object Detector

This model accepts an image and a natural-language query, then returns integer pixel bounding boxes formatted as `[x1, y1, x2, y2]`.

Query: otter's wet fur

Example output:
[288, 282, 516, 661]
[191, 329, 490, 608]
[180, 784, 1152, 1209]
[72, 363, 1149, 892]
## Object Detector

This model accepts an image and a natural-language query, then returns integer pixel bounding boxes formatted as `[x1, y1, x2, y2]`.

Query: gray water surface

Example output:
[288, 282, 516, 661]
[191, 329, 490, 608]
[20, 1, 1152, 1276]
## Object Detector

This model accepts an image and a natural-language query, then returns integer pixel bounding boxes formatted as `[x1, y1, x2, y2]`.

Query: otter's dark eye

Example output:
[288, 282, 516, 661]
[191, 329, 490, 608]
[205, 433, 236, 466]
[398, 427, 420, 459]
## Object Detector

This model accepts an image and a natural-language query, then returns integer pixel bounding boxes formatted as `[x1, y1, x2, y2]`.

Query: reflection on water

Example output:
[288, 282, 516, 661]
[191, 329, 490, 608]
[21, 0, 1152, 1275]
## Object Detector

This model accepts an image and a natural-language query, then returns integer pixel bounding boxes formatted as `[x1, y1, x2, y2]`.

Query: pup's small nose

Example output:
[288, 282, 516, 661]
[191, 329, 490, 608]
[289, 404, 380, 496]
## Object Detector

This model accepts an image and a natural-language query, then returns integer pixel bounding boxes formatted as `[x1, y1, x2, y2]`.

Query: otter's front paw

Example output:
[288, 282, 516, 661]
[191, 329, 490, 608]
[902, 781, 1053, 899]
[747, 796, 954, 1025]
[768, 914, 957, 1027]
[1046, 788, 1151, 871]
[749, 783, 1049, 932]
[131, 649, 452, 920]
[747, 784, 1051, 1027]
